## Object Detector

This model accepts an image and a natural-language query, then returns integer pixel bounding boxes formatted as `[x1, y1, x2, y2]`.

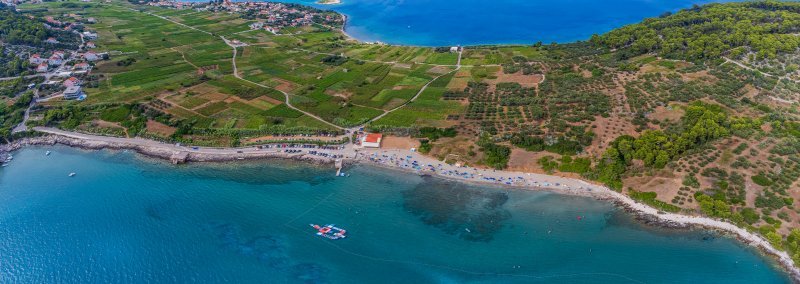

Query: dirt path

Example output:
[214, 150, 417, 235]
[223, 37, 345, 130]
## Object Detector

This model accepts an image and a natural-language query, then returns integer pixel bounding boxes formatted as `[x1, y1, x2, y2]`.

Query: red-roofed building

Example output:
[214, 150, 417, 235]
[361, 133, 382, 148]
[36, 63, 48, 73]
[29, 54, 44, 65]
[73, 62, 89, 71]
[48, 54, 62, 66]
[63, 77, 81, 87]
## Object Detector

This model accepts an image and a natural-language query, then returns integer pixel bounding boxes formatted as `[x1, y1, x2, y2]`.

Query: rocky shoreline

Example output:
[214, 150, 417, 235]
[3, 133, 800, 281]
[0, 135, 337, 165]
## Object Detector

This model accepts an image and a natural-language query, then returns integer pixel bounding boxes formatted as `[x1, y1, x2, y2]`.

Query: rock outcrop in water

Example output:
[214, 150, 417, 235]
[402, 177, 511, 242]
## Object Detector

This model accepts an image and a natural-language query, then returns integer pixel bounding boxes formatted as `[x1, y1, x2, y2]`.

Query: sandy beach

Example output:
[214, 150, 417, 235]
[3, 127, 799, 281]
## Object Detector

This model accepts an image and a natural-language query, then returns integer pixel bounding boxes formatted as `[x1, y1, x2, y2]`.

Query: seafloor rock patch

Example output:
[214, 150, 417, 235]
[402, 177, 511, 242]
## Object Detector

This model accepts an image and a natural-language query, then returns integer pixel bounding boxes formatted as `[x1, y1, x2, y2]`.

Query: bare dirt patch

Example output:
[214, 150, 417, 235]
[507, 148, 552, 173]
[200, 91, 229, 102]
[648, 105, 685, 123]
[257, 95, 283, 105]
[427, 66, 451, 74]
[272, 78, 297, 93]
[381, 136, 420, 150]
[324, 89, 352, 99]
[624, 174, 684, 206]
[146, 120, 177, 136]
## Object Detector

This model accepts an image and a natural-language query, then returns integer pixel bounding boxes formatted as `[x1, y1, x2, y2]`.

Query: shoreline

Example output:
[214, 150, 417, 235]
[3, 130, 800, 281]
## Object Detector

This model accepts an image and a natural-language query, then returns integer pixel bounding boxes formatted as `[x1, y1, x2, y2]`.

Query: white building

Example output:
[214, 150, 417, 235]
[83, 51, 100, 61]
[48, 54, 62, 66]
[249, 21, 264, 30]
[29, 54, 45, 65]
[361, 133, 382, 148]
[63, 86, 83, 100]
[82, 31, 98, 40]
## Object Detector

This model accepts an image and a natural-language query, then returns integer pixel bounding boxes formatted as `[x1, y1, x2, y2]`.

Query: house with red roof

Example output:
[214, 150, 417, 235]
[73, 62, 89, 71]
[361, 133, 383, 148]
[63, 77, 81, 87]
[36, 63, 48, 73]
[29, 54, 45, 65]
[48, 54, 63, 66]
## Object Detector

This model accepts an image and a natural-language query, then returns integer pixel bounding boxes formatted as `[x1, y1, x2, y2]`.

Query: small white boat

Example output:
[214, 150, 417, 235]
[68, 172, 76, 177]
[46, 151, 51, 156]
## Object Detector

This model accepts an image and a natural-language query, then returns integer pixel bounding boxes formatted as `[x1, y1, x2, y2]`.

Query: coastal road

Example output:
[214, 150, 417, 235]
[32, 127, 295, 156]
[0, 74, 45, 81]
[11, 89, 38, 134]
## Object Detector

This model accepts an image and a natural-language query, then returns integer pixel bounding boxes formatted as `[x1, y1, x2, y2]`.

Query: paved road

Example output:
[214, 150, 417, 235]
[0, 74, 44, 81]
[11, 89, 38, 134]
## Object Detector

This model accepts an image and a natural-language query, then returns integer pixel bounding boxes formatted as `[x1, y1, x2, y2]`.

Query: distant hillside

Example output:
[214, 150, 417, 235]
[593, 1, 800, 60]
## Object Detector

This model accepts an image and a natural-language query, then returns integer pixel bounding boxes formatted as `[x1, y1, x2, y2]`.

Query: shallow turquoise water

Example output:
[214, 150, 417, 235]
[271, 0, 734, 46]
[0, 146, 791, 282]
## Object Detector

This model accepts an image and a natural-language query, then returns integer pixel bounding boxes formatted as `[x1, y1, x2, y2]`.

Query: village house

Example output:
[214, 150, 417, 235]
[63, 77, 80, 87]
[36, 63, 48, 73]
[249, 21, 264, 30]
[85, 41, 96, 49]
[48, 54, 63, 66]
[82, 31, 98, 40]
[83, 51, 100, 61]
[361, 133, 383, 148]
[73, 62, 89, 71]
[45, 37, 59, 44]
[265, 26, 280, 34]
[29, 54, 45, 65]
[63, 86, 83, 100]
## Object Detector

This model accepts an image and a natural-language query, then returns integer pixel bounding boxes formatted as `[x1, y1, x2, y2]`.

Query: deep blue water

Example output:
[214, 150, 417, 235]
[269, 0, 735, 46]
[0, 146, 791, 283]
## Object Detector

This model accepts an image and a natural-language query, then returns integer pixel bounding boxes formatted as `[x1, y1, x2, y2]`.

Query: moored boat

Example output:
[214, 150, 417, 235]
[310, 224, 347, 240]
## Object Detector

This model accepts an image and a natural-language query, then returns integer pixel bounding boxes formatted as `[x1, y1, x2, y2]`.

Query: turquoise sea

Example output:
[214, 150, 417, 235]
[271, 0, 734, 46]
[0, 146, 791, 283]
